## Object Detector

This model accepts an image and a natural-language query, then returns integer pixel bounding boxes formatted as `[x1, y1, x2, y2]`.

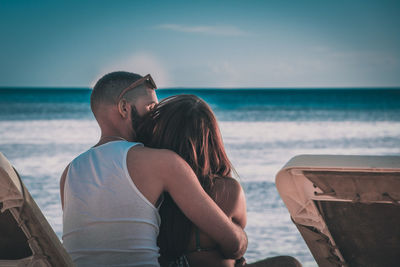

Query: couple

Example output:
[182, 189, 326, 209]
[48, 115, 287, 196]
[60, 71, 301, 267]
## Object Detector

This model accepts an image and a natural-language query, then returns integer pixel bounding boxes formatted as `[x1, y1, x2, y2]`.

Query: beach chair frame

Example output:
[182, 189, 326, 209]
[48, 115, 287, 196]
[0, 152, 73, 266]
[276, 155, 400, 267]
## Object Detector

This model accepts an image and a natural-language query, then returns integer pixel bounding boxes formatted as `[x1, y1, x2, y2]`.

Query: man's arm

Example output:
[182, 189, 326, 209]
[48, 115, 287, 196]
[162, 151, 247, 259]
[130, 148, 248, 259]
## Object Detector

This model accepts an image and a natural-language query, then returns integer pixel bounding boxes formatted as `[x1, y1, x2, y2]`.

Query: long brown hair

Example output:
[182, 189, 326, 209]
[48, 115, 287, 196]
[136, 94, 233, 261]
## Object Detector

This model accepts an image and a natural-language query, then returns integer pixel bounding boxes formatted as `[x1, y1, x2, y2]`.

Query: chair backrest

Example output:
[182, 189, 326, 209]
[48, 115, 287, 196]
[0, 152, 74, 266]
[276, 155, 400, 267]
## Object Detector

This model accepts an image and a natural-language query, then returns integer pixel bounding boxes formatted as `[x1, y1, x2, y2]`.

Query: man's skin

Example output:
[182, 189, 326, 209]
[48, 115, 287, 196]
[60, 84, 247, 259]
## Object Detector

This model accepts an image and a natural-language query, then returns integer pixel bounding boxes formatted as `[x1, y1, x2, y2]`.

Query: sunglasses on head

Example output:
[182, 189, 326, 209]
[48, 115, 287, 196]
[117, 74, 157, 101]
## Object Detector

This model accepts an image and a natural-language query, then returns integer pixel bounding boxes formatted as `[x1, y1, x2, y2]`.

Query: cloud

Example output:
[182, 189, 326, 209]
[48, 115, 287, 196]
[156, 24, 247, 36]
[94, 52, 170, 88]
[92, 48, 400, 88]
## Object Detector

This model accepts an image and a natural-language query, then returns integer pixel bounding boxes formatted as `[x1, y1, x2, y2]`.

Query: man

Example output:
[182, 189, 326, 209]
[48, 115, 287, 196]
[60, 71, 247, 266]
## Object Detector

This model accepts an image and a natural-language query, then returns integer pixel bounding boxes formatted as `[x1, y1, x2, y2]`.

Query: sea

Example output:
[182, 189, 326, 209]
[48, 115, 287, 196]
[1, 88, 400, 266]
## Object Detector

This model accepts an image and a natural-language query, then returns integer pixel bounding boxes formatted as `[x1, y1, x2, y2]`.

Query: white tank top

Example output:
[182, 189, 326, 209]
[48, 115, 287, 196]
[62, 141, 161, 267]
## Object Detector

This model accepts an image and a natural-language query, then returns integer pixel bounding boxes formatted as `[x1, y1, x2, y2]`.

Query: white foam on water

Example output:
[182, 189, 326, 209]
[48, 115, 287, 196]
[0, 119, 99, 144]
[220, 121, 400, 144]
[0, 119, 101, 241]
[220, 121, 400, 182]
[245, 210, 315, 266]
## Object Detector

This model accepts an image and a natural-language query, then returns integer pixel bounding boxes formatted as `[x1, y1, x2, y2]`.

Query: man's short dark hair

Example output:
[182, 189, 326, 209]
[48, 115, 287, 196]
[90, 71, 143, 114]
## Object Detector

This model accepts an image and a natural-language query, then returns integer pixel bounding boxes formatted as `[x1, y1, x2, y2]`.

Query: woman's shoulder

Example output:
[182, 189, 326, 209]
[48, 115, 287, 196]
[212, 177, 243, 196]
[211, 177, 246, 227]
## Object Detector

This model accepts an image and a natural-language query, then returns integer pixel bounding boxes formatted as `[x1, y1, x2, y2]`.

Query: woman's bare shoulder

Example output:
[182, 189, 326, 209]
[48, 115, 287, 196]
[212, 177, 243, 197]
[211, 177, 246, 227]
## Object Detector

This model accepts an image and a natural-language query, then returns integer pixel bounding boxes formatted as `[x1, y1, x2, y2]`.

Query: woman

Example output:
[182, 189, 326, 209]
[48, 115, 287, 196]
[137, 94, 246, 267]
[137, 95, 301, 267]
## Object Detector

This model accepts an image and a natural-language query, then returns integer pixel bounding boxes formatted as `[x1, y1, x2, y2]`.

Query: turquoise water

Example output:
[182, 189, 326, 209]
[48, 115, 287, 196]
[1, 88, 400, 121]
[1, 88, 399, 266]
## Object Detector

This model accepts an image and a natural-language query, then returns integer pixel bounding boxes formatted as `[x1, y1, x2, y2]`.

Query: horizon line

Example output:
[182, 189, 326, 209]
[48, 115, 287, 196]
[1, 86, 400, 90]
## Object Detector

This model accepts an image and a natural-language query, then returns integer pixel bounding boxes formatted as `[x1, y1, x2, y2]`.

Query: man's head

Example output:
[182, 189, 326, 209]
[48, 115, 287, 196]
[91, 71, 158, 140]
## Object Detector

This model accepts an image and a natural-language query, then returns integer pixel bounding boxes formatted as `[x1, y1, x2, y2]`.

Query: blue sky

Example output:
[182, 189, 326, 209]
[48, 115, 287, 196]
[0, 0, 399, 88]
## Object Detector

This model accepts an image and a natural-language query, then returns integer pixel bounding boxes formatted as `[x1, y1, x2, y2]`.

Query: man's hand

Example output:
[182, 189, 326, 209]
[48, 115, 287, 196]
[235, 257, 247, 267]
[219, 222, 248, 259]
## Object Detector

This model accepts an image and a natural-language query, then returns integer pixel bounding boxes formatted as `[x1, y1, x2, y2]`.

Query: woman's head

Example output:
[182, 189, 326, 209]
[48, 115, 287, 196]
[137, 94, 232, 190]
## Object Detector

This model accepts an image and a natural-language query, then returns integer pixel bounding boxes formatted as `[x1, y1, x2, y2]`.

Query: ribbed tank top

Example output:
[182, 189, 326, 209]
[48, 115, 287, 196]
[62, 141, 161, 267]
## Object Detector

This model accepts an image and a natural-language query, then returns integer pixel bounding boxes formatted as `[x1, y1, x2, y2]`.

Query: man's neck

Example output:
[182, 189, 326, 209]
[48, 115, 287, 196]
[94, 133, 130, 147]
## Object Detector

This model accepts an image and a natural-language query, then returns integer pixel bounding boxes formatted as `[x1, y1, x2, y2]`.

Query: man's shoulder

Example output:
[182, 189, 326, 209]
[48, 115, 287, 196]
[128, 146, 182, 162]
[70, 147, 93, 164]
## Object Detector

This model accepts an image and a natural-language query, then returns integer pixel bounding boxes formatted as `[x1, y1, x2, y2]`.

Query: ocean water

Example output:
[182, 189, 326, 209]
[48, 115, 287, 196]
[1, 88, 400, 266]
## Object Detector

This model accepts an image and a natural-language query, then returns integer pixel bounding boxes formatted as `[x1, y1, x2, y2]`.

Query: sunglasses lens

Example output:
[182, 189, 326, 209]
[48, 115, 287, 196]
[145, 76, 157, 89]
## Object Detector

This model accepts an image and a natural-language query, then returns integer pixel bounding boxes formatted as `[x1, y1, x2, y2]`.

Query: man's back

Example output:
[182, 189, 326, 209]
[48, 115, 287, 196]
[62, 141, 161, 267]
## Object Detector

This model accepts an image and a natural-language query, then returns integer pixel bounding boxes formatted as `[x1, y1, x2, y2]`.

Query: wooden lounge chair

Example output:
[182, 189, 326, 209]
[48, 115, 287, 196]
[276, 155, 400, 267]
[0, 152, 73, 266]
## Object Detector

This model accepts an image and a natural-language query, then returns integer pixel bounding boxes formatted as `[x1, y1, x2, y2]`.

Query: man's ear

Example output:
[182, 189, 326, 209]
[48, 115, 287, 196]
[117, 99, 130, 118]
